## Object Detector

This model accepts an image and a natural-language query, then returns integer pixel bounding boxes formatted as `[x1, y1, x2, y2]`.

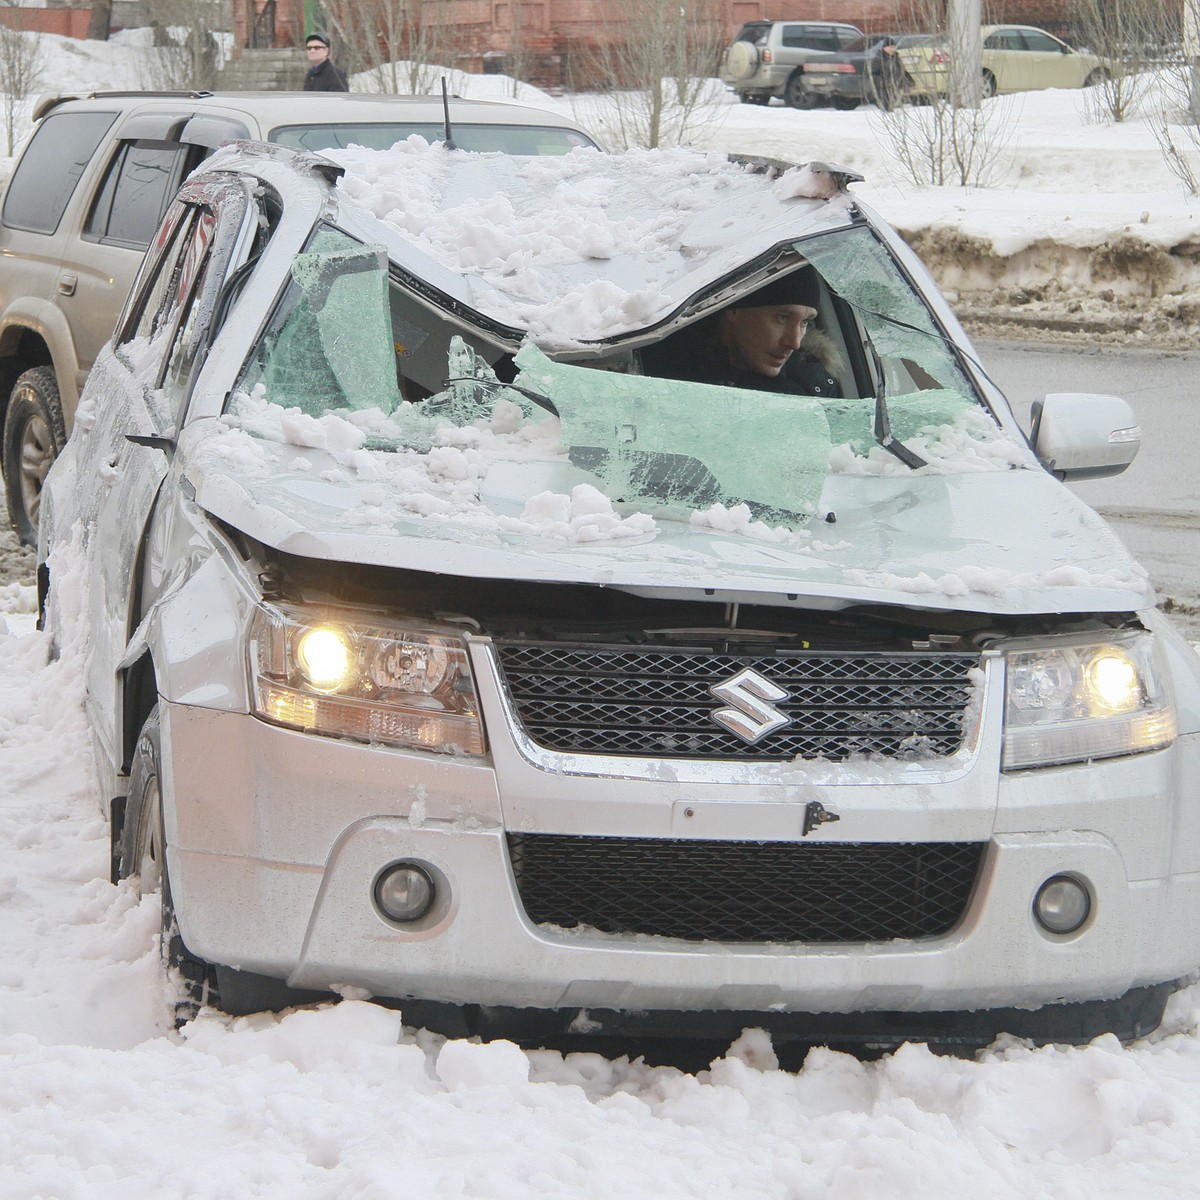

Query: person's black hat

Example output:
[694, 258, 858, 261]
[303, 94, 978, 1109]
[735, 266, 822, 310]
[305, 30, 331, 47]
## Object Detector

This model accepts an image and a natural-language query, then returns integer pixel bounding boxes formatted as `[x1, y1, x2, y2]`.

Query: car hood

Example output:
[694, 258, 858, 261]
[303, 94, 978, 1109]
[183, 427, 1152, 617]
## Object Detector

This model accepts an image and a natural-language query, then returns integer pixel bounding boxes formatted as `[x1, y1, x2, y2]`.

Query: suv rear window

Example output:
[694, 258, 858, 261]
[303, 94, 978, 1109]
[781, 26, 839, 51]
[2, 110, 117, 235]
[270, 123, 596, 155]
[734, 23, 770, 45]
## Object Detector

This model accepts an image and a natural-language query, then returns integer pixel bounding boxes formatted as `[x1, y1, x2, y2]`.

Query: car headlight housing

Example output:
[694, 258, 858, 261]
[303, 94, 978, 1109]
[1002, 631, 1174, 770]
[249, 603, 485, 756]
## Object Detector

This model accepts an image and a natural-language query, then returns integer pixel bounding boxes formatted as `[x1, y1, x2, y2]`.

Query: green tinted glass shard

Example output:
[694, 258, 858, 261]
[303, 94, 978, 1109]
[514, 343, 830, 525]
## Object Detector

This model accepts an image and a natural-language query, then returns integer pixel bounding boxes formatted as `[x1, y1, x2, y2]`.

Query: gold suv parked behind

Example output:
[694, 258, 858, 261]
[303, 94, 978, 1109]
[0, 90, 598, 544]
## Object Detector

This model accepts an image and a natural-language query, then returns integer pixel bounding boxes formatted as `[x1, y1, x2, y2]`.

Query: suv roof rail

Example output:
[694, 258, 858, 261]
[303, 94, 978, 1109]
[31, 90, 217, 122]
[87, 90, 217, 100]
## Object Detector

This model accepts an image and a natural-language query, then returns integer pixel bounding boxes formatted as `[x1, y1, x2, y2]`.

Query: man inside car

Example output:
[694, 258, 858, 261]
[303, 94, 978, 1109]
[642, 266, 842, 397]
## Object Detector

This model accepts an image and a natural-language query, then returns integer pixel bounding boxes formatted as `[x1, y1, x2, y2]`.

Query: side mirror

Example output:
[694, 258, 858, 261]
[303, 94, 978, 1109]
[1030, 392, 1140, 481]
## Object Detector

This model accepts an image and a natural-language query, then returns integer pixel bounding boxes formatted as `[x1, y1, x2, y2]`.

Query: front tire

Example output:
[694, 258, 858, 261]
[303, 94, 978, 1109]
[981, 69, 997, 99]
[121, 706, 220, 1024]
[2, 366, 66, 546]
[1084, 68, 1109, 87]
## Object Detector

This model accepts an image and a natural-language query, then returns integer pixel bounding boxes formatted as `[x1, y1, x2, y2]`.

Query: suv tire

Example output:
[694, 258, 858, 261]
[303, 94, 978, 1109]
[726, 41, 760, 81]
[3, 366, 66, 546]
[122, 705, 221, 1026]
[784, 73, 815, 109]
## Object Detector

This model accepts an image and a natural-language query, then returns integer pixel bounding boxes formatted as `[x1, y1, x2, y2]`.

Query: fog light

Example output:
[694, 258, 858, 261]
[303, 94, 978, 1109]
[1034, 875, 1091, 934]
[374, 862, 435, 923]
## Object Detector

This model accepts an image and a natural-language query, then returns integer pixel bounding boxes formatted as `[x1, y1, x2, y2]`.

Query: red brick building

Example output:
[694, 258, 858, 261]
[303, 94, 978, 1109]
[227, 0, 1081, 86]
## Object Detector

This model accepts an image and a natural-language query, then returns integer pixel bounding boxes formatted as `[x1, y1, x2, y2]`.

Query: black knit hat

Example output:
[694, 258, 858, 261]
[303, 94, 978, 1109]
[305, 30, 331, 47]
[735, 266, 822, 310]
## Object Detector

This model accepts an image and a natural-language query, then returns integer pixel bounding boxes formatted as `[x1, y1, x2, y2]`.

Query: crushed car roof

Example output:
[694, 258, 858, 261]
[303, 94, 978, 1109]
[311, 142, 863, 349]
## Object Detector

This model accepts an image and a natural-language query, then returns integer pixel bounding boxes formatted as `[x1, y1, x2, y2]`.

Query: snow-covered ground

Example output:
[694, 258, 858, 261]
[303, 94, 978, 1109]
[3, 30, 1200, 1199]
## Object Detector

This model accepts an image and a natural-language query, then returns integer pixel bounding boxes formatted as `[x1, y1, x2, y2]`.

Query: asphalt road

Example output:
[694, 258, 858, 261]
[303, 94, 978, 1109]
[974, 337, 1200, 639]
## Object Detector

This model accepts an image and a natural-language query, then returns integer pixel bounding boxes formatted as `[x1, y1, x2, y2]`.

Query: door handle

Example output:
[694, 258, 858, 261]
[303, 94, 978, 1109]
[58, 274, 77, 296]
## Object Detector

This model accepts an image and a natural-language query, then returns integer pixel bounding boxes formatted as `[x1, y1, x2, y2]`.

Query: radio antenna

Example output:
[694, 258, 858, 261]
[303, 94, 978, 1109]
[441, 78, 457, 150]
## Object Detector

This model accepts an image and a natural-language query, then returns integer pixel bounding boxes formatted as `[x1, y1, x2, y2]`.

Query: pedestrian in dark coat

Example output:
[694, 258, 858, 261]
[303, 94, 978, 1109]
[303, 31, 349, 92]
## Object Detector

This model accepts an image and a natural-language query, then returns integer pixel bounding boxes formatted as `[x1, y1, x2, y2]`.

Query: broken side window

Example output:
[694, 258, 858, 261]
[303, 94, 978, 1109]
[238, 225, 403, 416]
[799, 227, 984, 446]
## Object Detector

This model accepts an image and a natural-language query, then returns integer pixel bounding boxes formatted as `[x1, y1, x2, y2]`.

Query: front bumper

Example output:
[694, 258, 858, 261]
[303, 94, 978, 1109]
[157, 637, 1200, 1039]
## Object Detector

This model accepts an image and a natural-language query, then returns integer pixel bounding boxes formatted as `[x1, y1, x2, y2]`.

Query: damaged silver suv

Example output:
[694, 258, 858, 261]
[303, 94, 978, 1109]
[39, 139, 1200, 1052]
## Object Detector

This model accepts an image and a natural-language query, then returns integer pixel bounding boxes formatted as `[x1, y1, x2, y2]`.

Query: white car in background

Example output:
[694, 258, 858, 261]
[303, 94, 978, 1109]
[38, 139, 1200, 1054]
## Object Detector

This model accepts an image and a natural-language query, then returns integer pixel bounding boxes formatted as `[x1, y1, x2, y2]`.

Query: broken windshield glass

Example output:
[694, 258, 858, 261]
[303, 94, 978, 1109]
[799, 226, 975, 404]
[228, 220, 1020, 538]
[239, 226, 403, 417]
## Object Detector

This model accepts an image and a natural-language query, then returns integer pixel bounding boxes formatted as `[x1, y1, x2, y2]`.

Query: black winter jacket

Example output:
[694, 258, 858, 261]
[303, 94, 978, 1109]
[641, 320, 842, 399]
[303, 58, 349, 92]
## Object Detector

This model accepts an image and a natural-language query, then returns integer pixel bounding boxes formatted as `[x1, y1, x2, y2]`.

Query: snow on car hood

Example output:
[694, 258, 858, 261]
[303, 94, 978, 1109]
[182, 387, 1152, 617]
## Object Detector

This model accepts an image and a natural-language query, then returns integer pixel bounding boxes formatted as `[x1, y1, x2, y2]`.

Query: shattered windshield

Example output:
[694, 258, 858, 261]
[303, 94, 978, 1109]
[229, 223, 1023, 537]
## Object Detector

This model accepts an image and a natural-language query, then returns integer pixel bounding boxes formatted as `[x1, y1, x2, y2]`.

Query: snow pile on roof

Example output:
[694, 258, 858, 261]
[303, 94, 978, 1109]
[327, 142, 838, 346]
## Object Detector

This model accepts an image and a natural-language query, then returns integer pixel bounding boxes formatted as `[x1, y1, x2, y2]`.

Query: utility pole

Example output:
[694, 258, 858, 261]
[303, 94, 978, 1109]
[947, 0, 982, 107]
[1186, 0, 1200, 121]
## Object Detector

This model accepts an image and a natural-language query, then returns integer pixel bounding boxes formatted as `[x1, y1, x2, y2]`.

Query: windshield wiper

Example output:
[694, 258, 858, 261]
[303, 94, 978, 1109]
[866, 336, 926, 470]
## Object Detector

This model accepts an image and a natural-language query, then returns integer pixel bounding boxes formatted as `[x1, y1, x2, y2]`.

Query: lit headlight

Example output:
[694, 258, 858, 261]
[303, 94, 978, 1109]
[1002, 632, 1174, 770]
[248, 604, 485, 756]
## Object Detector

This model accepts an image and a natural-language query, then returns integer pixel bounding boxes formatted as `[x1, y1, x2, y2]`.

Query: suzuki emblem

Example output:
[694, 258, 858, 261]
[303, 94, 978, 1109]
[709, 667, 791, 744]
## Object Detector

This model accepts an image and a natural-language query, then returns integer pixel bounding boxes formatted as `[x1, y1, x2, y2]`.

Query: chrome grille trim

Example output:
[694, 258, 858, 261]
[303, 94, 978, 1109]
[493, 642, 979, 761]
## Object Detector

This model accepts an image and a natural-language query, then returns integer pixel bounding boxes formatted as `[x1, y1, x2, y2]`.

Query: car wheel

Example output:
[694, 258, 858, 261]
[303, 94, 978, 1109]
[981, 69, 997, 99]
[1084, 68, 1109, 87]
[784, 73, 814, 109]
[121, 706, 220, 1025]
[831, 97, 860, 110]
[2, 366, 66, 547]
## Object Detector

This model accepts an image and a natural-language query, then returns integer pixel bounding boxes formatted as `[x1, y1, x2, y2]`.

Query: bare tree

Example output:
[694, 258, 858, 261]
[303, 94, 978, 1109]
[1073, 0, 1173, 123]
[137, 0, 222, 91]
[870, 0, 1013, 186]
[327, 0, 464, 94]
[570, 0, 727, 149]
[504, 0, 530, 98]
[0, 2, 42, 155]
[1149, 0, 1200, 193]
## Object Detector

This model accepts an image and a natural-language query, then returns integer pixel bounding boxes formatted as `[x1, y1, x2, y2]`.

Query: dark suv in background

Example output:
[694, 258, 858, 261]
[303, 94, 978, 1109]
[0, 90, 598, 543]
[720, 20, 864, 107]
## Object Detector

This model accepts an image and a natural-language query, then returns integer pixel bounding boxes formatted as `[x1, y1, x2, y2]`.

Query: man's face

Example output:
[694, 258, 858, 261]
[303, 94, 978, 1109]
[306, 41, 330, 64]
[719, 304, 817, 377]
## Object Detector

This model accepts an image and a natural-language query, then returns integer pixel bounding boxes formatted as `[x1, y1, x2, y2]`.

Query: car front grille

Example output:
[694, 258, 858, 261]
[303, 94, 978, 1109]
[494, 642, 978, 760]
[507, 834, 983, 943]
